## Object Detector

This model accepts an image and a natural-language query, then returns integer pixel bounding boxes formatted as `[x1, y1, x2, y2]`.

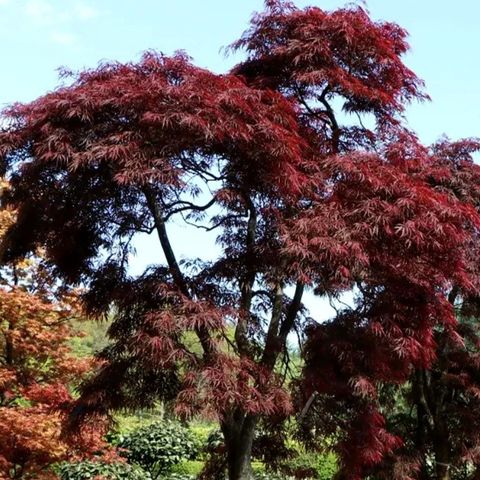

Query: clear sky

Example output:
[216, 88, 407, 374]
[1, 0, 480, 143]
[1, 0, 479, 320]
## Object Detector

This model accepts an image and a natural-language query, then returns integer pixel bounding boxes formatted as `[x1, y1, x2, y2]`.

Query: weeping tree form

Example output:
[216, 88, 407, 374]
[296, 139, 480, 480]
[1, 1, 480, 479]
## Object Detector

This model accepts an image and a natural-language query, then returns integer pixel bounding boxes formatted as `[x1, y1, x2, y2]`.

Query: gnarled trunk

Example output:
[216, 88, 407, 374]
[222, 413, 257, 480]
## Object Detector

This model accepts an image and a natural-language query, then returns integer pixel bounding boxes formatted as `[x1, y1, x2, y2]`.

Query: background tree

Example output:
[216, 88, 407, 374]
[0, 199, 114, 479]
[1, 2, 479, 479]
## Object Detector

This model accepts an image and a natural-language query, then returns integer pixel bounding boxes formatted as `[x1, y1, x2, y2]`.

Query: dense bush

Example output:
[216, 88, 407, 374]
[57, 460, 148, 480]
[284, 450, 338, 480]
[117, 420, 199, 476]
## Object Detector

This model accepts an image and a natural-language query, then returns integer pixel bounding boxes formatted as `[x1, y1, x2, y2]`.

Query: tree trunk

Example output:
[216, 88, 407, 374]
[222, 414, 257, 480]
[433, 423, 451, 480]
[434, 451, 451, 480]
[435, 459, 450, 480]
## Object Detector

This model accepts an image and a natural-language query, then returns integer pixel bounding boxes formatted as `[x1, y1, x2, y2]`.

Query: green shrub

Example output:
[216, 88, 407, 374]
[283, 449, 338, 479]
[254, 474, 295, 480]
[189, 421, 216, 460]
[117, 420, 199, 477]
[171, 460, 204, 476]
[161, 475, 196, 480]
[57, 460, 148, 480]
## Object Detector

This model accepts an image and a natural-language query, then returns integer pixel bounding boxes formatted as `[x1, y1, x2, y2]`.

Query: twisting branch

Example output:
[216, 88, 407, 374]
[279, 281, 305, 340]
[179, 213, 245, 232]
[142, 184, 215, 359]
[294, 85, 328, 123]
[318, 86, 341, 152]
[162, 197, 217, 221]
[293, 83, 340, 152]
[261, 281, 285, 369]
[109, 218, 155, 234]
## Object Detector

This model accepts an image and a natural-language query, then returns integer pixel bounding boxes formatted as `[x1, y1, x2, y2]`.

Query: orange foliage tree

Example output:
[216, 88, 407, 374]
[0, 198, 113, 480]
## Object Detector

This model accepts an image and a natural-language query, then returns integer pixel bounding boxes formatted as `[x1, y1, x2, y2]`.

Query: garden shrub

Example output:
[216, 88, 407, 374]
[57, 460, 148, 480]
[283, 449, 338, 479]
[117, 420, 199, 477]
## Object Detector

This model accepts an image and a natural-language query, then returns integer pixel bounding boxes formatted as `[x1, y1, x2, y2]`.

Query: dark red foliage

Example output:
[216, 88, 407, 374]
[1, 2, 480, 479]
[232, 0, 427, 149]
[0, 52, 306, 282]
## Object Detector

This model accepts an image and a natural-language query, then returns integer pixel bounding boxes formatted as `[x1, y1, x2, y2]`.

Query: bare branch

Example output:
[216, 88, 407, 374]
[163, 196, 217, 222]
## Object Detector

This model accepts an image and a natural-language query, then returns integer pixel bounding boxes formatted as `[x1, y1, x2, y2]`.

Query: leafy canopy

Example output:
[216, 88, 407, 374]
[1, 1, 480, 479]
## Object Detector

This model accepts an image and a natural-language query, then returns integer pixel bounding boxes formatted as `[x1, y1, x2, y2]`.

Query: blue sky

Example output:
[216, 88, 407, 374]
[1, 0, 479, 144]
[1, 0, 479, 320]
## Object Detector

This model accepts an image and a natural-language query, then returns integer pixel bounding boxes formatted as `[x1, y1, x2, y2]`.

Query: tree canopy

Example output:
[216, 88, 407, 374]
[1, 1, 480, 479]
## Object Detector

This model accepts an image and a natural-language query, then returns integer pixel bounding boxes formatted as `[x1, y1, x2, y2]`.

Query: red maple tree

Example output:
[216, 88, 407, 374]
[295, 135, 480, 480]
[0, 2, 479, 479]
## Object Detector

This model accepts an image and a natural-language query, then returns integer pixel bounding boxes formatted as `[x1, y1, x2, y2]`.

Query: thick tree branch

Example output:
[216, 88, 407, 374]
[260, 281, 304, 371]
[142, 184, 189, 296]
[298, 391, 319, 422]
[279, 281, 305, 340]
[235, 194, 257, 357]
[261, 281, 284, 369]
[413, 369, 435, 435]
